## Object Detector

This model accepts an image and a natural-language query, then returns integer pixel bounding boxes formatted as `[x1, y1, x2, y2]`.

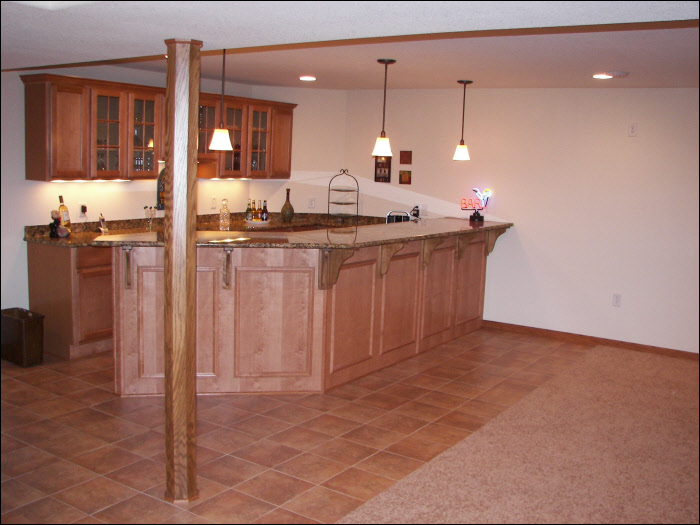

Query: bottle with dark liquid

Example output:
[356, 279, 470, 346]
[262, 200, 269, 221]
[245, 199, 253, 221]
[251, 200, 258, 221]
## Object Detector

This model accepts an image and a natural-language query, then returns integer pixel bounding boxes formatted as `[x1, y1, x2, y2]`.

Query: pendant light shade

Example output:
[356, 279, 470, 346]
[453, 80, 473, 161]
[372, 59, 396, 157]
[209, 50, 233, 151]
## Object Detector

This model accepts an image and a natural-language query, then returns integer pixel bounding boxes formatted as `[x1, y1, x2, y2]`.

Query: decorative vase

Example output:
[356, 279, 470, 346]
[280, 188, 294, 223]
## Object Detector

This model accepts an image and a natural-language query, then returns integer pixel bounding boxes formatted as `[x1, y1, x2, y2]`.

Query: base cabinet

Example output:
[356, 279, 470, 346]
[27, 244, 113, 360]
[112, 232, 490, 395]
[113, 246, 323, 395]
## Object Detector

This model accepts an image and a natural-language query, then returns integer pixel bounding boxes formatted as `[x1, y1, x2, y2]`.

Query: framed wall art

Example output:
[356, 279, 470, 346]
[374, 156, 391, 183]
[399, 170, 412, 184]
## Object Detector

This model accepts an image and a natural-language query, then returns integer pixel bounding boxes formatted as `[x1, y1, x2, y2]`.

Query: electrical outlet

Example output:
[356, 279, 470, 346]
[79, 204, 87, 217]
[211, 197, 217, 210]
[612, 293, 622, 307]
[627, 122, 638, 137]
[308, 198, 316, 209]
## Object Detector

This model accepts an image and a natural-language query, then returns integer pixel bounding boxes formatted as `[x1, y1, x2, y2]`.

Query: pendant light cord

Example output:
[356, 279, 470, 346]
[381, 61, 388, 136]
[460, 81, 466, 143]
[219, 50, 226, 128]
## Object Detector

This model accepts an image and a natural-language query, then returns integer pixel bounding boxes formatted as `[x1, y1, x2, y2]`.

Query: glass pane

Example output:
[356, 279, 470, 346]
[97, 122, 108, 145]
[109, 122, 119, 146]
[225, 107, 235, 127]
[258, 132, 267, 152]
[258, 152, 266, 171]
[133, 125, 143, 147]
[97, 96, 108, 120]
[144, 100, 154, 123]
[206, 106, 215, 127]
[133, 151, 144, 171]
[108, 149, 119, 171]
[144, 151, 154, 172]
[251, 152, 258, 171]
[260, 111, 268, 130]
[97, 149, 107, 171]
[198, 131, 206, 153]
[234, 108, 242, 128]
[252, 111, 260, 128]
[199, 106, 206, 128]
[233, 130, 242, 150]
[144, 125, 154, 148]
[233, 151, 241, 171]
[134, 99, 144, 123]
[108, 96, 119, 121]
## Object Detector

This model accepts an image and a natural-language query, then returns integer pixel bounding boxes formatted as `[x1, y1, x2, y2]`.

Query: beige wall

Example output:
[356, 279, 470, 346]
[2, 66, 698, 353]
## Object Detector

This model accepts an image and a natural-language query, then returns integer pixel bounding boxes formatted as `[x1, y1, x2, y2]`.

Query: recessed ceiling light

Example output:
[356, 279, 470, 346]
[593, 71, 629, 80]
[299, 75, 316, 82]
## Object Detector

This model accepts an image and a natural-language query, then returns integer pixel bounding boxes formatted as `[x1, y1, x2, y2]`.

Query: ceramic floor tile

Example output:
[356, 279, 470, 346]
[415, 390, 469, 409]
[293, 393, 349, 412]
[274, 452, 349, 484]
[282, 486, 363, 523]
[355, 391, 410, 411]
[53, 476, 138, 514]
[0, 404, 44, 431]
[410, 422, 472, 445]
[385, 434, 451, 462]
[368, 412, 429, 434]
[197, 455, 267, 486]
[224, 395, 285, 414]
[252, 507, 322, 524]
[267, 425, 334, 451]
[16, 459, 98, 494]
[22, 397, 85, 419]
[435, 410, 492, 432]
[0, 496, 87, 524]
[377, 383, 432, 400]
[473, 379, 539, 406]
[356, 450, 425, 480]
[322, 467, 395, 501]
[105, 458, 166, 492]
[229, 415, 292, 439]
[92, 493, 180, 524]
[262, 404, 323, 425]
[309, 437, 379, 465]
[1, 478, 47, 514]
[195, 426, 259, 454]
[231, 439, 303, 468]
[340, 424, 405, 449]
[144, 475, 228, 511]
[298, 413, 362, 436]
[235, 470, 314, 506]
[71, 445, 143, 474]
[113, 430, 165, 458]
[0, 445, 60, 477]
[188, 488, 275, 523]
[328, 401, 387, 423]
[393, 400, 452, 421]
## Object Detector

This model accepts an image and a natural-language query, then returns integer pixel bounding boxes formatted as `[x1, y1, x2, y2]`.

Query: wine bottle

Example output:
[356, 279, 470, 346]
[245, 199, 252, 221]
[58, 195, 71, 228]
[262, 200, 269, 221]
[251, 200, 258, 221]
[257, 200, 263, 221]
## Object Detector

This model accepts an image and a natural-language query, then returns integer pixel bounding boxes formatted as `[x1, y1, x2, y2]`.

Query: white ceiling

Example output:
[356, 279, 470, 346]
[1, 1, 698, 89]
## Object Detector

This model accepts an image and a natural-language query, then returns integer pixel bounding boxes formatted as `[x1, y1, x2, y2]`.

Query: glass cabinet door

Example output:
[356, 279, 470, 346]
[197, 101, 218, 159]
[94, 91, 124, 178]
[249, 106, 269, 177]
[128, 93, 161, 179]
[220, 102, 247, 177]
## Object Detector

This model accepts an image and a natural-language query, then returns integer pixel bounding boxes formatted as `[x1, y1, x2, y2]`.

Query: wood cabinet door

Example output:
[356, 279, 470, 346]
[247, 104, 272, 178]
[90, 87, 128, 179]
[269, 105, 294, 179]
[126, 91, 164, 179]
[218, 99, 248, 178]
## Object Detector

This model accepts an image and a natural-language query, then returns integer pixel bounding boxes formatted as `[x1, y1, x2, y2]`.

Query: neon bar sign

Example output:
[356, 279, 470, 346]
[461, 188, 492, 222]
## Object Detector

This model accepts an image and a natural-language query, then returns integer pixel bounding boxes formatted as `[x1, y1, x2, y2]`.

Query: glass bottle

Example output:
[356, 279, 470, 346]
[262, 200, 269, 221]
[245, 199, 252, 221]
[257, 200, 262, 221]
[251, 200, 258, 221]
[219, 199, 230, 231]
[58, 195, 71, 228]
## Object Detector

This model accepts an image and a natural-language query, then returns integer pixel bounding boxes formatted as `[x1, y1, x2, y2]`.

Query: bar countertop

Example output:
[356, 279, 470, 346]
[89, 218, 513, 249]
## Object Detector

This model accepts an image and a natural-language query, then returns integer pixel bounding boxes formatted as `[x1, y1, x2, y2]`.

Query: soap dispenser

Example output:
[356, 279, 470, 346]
[219, 199, 230, 231]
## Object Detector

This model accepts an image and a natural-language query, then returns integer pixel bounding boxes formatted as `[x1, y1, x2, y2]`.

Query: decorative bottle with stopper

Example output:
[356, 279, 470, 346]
[219, 199, 230, 231]
[280, 188, 294, 223]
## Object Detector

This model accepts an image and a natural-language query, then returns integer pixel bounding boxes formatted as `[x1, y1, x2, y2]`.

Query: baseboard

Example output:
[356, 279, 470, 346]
[482, 321, 699, 362]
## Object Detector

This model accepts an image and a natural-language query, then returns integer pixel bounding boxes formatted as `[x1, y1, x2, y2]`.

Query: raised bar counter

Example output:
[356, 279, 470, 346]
[27, 217, 512, 395]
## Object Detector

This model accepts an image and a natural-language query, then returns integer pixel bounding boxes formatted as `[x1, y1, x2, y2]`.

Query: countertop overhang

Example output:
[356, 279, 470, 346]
[89, 218, 513, 249]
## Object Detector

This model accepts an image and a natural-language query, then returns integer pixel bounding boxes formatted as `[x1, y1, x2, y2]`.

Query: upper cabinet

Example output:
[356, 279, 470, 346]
[21, 74, 296, 181]
[197, 96, 296, 180]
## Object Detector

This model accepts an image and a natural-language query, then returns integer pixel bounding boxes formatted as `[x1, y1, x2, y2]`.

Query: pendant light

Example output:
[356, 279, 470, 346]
[453, 80, 473, 161]
[209, 50, 233, 151]
[371, 58, 396, 157]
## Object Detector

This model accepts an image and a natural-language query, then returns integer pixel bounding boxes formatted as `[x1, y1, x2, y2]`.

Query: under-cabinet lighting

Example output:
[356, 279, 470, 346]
[299, 75, 316, 82]
[593, 71, 629, 80]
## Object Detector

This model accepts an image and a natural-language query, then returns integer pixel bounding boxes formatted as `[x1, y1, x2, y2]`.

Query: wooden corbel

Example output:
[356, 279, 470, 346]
[486, 228, 508, 255]
[421, 238, 444, 268]
[455, 234, 483, 260]
[319, 248, 355, 289]
[378, 243, 404, 277]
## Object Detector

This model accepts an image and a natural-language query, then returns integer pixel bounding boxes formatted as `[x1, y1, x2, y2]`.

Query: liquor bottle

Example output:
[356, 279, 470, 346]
[251, 200, 258, 221]
[58, 195, 71, 228]
[280, 188, 294, 223]
[262, 200, 269, 221]
[219, 199, 230, 231]
[245, 199, 253, 221]
[257, 200, 263, 221]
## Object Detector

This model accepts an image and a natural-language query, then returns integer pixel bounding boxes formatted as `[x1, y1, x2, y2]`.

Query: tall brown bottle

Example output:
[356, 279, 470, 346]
[280, 188, 294, 223]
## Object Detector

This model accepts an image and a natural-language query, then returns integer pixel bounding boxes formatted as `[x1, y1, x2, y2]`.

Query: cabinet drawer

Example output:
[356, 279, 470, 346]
[77, 247, 112, 268]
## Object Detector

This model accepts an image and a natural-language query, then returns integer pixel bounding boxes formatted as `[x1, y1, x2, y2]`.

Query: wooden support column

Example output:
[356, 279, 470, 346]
[163, 38, 202, 503]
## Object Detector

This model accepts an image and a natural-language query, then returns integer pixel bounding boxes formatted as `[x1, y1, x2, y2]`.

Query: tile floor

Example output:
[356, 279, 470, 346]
[1, 327, 591, 523]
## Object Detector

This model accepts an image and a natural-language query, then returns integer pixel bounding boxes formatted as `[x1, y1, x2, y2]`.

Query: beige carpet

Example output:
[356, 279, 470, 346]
[339, 346, 699, 524]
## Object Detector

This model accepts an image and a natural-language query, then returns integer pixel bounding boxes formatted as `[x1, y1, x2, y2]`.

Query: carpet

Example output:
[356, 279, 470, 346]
[339, 346, 699, 524]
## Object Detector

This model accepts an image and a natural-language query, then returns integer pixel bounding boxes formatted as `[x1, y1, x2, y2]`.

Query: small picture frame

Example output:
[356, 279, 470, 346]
[400, 151, 412, 165]
[374, 156, 391, 183]
[399, 170, 412, 185]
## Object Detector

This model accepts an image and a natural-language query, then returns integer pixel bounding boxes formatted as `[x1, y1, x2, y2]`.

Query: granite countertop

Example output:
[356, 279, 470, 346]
[25, 215, 513, 250]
